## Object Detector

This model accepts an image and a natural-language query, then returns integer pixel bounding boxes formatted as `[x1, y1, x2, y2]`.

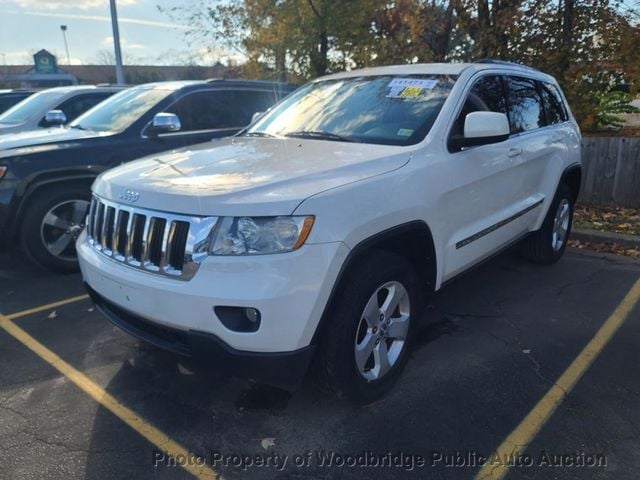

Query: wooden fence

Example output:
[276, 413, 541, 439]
[580, 137, 640, 208]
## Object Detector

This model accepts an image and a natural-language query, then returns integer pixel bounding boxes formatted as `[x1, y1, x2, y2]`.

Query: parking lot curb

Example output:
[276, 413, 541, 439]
[572, 228, 640, 249]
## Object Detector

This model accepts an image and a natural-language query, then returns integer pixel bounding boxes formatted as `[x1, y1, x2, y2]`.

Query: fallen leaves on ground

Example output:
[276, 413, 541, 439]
[261, 437, 276, 450]
[574, 204, 640, 236]
[569, 239, 640, 259]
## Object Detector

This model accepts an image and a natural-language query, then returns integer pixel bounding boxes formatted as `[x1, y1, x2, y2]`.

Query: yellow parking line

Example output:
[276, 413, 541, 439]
[6, 294, 90, 320]
[475, 277, 640, 480]
[0, 312, 219, 479]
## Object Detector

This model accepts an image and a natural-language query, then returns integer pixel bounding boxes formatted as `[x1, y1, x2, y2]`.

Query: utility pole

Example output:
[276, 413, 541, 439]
[60, 25, 71, 65]
[109, 0, 125, 85]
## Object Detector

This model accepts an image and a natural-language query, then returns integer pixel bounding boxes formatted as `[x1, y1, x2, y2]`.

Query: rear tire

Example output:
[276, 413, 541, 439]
[20, 185, 91, 273]
[521, 183, 574, 265]
[317, 250, 422, 403]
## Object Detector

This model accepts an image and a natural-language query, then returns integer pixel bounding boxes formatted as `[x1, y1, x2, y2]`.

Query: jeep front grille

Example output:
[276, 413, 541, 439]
[86, 195, 217, 280]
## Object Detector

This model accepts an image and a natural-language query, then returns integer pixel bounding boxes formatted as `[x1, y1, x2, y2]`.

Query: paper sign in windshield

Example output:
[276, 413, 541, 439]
[386, 78, 438, 98]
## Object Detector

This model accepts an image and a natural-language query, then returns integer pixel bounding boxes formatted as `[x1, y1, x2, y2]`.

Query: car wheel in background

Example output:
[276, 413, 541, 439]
[21, 184, 91, 272]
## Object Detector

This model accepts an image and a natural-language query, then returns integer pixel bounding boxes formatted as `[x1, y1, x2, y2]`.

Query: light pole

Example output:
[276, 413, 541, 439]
[109, 0, 125, 85]
[60, 25, 71, 65]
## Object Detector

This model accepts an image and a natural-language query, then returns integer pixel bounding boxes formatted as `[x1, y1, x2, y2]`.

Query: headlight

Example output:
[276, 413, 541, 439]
[210, 216, 314, 255]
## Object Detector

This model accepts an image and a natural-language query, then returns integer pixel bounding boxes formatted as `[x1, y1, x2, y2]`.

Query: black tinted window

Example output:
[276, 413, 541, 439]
[506, 77, 545, 133]
[233, 90, 281, 122]
[539, 82, 567, 124]
[167, 90, 279, 131]
[55, 93, 113, 123]
[0, 94, 31, 114]
[452, 75, 508, 136]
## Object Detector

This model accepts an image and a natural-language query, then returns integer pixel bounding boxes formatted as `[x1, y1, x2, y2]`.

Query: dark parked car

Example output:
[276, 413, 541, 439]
[0, 89, 38, 114]
[0, 79, 295, 271]
[0, 85, 122, 135]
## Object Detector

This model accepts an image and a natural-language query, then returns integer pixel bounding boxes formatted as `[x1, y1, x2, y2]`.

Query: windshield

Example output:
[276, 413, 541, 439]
[247, 74, 457, 146]
[0, 90, 66, 125]
[70, 87, 171, 133]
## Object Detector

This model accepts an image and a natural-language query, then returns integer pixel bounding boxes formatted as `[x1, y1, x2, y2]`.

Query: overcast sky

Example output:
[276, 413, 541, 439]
[0, 0, 238, 66]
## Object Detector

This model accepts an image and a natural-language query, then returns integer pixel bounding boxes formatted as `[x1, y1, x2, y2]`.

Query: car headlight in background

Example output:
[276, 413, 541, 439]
[210, 216, 314, 255]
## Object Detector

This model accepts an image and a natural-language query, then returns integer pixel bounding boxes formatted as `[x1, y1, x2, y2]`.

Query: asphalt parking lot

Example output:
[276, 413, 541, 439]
[1, 246, 639, 480]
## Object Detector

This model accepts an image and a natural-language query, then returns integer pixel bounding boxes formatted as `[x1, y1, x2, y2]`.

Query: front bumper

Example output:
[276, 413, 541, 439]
[0, 177, 19, 244]
[78, 228, 348, 351]
[85, 283, 315, 389]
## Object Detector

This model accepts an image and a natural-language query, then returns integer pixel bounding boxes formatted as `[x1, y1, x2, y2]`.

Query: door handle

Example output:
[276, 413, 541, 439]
[508, 147, 523, 157]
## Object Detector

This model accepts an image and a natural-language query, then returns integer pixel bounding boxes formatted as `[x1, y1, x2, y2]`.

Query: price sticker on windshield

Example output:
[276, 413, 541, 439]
[386, 78, 438, 98]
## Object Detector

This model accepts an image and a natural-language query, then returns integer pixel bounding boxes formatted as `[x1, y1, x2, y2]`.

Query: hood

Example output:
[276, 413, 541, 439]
[0, 127, 109, 155]
[94, 136, 411, 216]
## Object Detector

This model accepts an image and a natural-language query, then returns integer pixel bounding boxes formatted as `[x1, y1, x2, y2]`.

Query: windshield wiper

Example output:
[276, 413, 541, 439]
[70, 124, 91, 131]
[242, 131, 278, 138]
[285, 130, 359, 143]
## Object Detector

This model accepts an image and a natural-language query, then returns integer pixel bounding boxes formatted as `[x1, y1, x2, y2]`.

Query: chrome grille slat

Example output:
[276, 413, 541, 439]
[159, 219, 172, 271]
[85, 195, 217, 281]
[140, 215, 153, 265]
[87, 198, 96, 238]
[92, 202, 104, 250]
[113, 210, 129, 260]
[129, 213, 146, 264]
[101, 206, 114, 253]
[123, 210, 134, 259]
[110, 207, 119, 254]
[164, 221, 177, 271]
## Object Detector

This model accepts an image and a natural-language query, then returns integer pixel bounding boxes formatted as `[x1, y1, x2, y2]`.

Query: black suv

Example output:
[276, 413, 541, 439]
[0, 79, 295, 271]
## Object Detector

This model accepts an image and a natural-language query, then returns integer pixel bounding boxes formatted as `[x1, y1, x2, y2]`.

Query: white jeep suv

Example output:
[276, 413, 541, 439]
[78, 61, 582, 402]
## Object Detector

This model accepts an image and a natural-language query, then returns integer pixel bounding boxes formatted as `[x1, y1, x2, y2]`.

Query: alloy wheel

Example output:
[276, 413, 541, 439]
[40, 199, 90, 261]
[354, 281, 411, 381]
[552, 198, 570, 252]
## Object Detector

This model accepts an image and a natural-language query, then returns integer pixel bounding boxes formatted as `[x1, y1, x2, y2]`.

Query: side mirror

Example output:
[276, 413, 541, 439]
[251, 111, 264, 124]
[44, 110, 67, 127]
[450, 111, 510, 150]
[148, 112, 181, 136]
[464, 111, 510, 139]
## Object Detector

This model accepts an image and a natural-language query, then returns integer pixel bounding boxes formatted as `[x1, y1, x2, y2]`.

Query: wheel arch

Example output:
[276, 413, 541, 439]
[559, 163, 582, 202]
[11, 173, 98, 238]
[311, 220, 437, 345]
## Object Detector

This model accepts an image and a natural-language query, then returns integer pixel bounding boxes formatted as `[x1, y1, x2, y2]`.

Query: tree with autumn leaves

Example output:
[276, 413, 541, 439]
[161, 0, 640, 130]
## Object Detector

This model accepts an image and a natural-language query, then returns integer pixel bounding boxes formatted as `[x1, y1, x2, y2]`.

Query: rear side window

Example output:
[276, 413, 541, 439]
[539, 82, 568, 124]
[231, 90, 280, 122]
[0, 93, 31, 113]
[54, 93, 113, 124]
[505, 76, 545, 133]
[166, 90, 279, 132]
[451, 75, 508, 137]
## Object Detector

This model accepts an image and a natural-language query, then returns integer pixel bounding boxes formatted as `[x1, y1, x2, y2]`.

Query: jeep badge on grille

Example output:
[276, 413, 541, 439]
[119, 189, 140, 203]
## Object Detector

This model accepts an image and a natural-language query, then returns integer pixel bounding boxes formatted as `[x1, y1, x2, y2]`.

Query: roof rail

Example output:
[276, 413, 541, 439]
[474, 59, 537, 71]
[205, 78, 293, 86]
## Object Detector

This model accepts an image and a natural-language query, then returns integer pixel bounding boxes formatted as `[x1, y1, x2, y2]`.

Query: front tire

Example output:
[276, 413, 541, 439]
[317, 250, 421, 403]
[521, 183, 574, 264]
[20, 185, 91, 272]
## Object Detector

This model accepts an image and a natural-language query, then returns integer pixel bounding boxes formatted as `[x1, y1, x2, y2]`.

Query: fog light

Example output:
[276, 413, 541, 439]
[245, 307, 260, 324]
[214, 306, 261, 332]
